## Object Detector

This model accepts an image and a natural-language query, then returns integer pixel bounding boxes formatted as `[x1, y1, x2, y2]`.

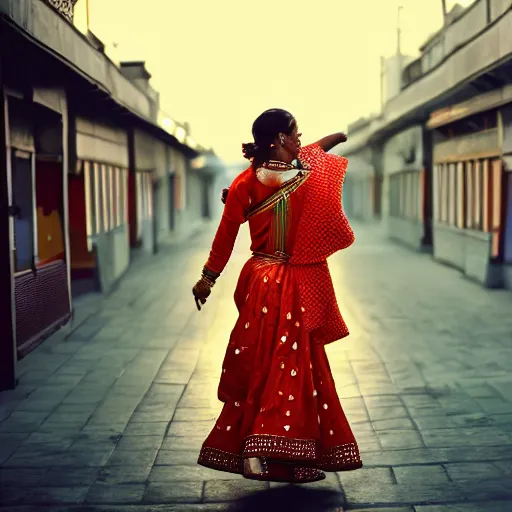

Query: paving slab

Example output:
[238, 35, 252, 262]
[1, 222, 512, 509]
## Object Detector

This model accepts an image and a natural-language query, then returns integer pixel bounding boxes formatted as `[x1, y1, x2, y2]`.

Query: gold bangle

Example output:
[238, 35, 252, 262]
[201, 274, 216, 287]
[203, 267, 220, 282]
[199, 276, 215, 288]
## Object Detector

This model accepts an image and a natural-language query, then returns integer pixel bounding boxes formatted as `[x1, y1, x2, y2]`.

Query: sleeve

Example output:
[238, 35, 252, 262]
[326, 153, 349, 183]
[299, 143, 324, 163]
[300, 143, 348, 184]
[204, 177, 249, 275]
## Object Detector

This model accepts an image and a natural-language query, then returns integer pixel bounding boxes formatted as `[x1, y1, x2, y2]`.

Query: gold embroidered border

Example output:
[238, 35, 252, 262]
[317, 443, 363, 471]
[199, 437, 362, 476]
[243, 435, 362, 471]
[197, 446, 243, 474]
[243, 434, 317, 461]
[245, 171, 310, 220]
[293, 467, 325, 482]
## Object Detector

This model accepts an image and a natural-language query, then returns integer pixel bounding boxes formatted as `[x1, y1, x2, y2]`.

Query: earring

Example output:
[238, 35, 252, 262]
[280, 135, 285, 145]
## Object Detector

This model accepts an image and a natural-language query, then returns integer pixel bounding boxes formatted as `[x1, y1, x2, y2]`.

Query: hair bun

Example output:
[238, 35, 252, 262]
[242, 142, 258, 160]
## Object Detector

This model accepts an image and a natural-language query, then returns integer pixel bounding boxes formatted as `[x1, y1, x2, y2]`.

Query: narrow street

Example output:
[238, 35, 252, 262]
[1, 221, 512, 511]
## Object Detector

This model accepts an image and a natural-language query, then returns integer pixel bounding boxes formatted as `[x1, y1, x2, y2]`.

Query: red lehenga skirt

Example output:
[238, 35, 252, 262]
[198, 254, 362, 483]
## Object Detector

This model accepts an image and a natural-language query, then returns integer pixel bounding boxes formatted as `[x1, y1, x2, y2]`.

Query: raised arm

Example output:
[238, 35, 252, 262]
[313, 132, 347, 153]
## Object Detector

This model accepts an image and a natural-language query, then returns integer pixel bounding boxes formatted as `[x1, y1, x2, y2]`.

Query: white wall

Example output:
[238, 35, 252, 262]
[382, 125, 424, 176]
[343, 151, 375, 220]
[153, 140, 170, 241]
[134, 129, 156, 171]
[76, 118, 128, 167]
[382, 9, 512, 131]
[381, 125, 425, 244]
[169, 147, 187, 212]
[383, 54, 413, 104]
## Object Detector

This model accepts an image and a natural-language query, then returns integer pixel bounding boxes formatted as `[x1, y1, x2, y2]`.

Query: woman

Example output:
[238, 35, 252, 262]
[192, 109, 362, 484]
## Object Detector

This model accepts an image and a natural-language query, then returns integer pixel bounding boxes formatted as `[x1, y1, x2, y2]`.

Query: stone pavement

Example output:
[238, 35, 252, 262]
[1, 221, 512, 512]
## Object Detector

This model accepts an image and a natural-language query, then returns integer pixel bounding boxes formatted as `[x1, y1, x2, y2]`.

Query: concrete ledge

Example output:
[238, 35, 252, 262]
[387, 216, 425, 251]
[433, 223, 501, 287]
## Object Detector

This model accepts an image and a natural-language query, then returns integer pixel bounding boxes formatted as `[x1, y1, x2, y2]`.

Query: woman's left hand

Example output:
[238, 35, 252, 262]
[315, 133, 347, 152]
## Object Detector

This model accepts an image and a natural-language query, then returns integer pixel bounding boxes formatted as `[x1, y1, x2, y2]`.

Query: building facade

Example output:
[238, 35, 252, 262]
[429, 87, 512, 288]
[0, 0, 219, 390]
[5, 87, 72, 359]
[340, 0, 512, 288]
[331, 116, 381, 222]
[381, 124, 430, 250]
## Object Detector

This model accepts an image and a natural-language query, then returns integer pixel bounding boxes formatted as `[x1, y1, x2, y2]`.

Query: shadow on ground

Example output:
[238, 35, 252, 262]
[227, 485, 346, 511]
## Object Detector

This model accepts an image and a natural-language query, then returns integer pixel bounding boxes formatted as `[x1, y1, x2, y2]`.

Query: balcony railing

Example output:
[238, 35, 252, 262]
[44, 0, 78, 22]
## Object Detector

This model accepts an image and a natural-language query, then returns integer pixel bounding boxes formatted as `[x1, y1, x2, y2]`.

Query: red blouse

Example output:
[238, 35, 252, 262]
[205, 161, 307, 274]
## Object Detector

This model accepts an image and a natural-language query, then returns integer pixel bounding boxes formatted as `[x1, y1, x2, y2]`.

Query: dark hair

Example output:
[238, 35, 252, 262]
[242, 109, 296, 164]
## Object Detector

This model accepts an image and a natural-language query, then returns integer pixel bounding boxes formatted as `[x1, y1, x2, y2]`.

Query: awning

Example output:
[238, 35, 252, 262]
[427, 85, 512, 130]
[0, 12, 199, 160]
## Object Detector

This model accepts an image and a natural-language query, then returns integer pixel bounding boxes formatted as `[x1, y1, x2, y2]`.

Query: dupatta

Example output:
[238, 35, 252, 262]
[243, 144, 355, 345]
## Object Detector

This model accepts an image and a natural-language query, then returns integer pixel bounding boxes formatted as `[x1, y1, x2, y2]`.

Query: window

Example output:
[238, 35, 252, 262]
[121, 169, 129, 224]
[136, 171, 153, 223]
[456, 162, 464, 229]
[84, 161, 94, 239]
[448, 164, 456, 226]
[435, 156, 504, 259]
[482, 159, 491, 233]
[389, 170, 423, 221]
[93, 162, 102, 234]
[146, 173, 153, 218]
[102, 165, 109, 233]
[441, 165, 449, 223]
[11, 149, 67, 271]
[136, 172, 144, 240]
[435, 165, 442, 221]
[11, 150, 35, 272]
[84, 162, 129, 241]
[465, 161, 473, 229]
[35, 159, 65, 266]
[491, 160, 502, 258]
[491, 160, 502, 232]
[473, 161, 481, 229]
[109, 166, 115, 231]
[115, 168, 122, 228]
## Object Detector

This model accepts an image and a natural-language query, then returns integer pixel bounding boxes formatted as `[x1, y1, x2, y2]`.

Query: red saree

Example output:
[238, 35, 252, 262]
[197, 143, 362, 483]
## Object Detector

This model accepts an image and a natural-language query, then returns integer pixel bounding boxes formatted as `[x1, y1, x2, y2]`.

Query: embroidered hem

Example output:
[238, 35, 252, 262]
[197, 446, 243, 474]
[198, 436, 362, 476]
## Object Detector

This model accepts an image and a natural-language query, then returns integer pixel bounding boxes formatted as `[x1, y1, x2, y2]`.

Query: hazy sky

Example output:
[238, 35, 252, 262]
[73, 0, 474, 163]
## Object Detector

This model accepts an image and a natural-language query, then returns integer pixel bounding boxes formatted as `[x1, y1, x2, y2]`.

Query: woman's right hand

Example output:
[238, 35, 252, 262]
[192, 279, 212, 311]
